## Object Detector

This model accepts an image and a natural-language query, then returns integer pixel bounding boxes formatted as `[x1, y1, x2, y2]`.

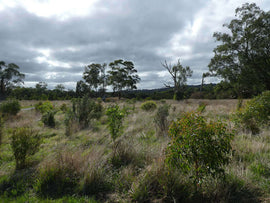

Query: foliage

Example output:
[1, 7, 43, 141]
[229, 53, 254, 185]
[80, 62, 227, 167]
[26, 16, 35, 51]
[0, 99, 20, 116]
[234, 91, 270, 134]
[140, 100, 157, 111]
[208, 3, 270, 97]
[35, 101, 53, 114]
[71, 96, 103, 129]
[41, 110, 56, 128]
[11, 127, 41, 169]
[83, 63, 107, 92]
[59, 103, 68, 112]
[108, 59, 140, 98]
[0, 61, 25, 95]
[166, 112, 233, 188]
[154, 104, 170, 136]
[106, 105, 125, 141]
[162, 59, 193, 100]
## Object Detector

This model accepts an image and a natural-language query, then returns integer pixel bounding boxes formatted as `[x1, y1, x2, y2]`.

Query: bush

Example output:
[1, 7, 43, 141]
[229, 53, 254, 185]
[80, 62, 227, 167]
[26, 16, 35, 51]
[166, 112, 233, 188]
[235, 91, 270, 134]
[0, 100, 20, 116]
[141, 101, 157, 111]
[11, 127, 41, 169]
[35, 101, 53, 114]
[41, 110, 56, 128]
[71, 96, 103, 129]
[106, 105, 125, 142]
[154, 104, 170, 136]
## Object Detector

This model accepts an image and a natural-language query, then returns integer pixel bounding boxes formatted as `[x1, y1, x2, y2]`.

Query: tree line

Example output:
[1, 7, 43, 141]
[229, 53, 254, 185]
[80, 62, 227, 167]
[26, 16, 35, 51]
[1, 3, 269, 100]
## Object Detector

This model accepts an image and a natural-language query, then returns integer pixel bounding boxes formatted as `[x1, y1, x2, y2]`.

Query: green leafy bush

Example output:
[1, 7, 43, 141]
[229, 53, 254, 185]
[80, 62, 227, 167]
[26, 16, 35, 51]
[11, 127, 41, 169]
[35, 101, 53, 114]
[106, 105, 125, 141]
[235, 91, 270, 134]
[154, 104, 170, 136]
[41, 110, 56, 128]
[0, 100, 20, 116]
[71, 96, 103, 129]
[59, 103, 68, 112]
[141, 101, 157, 111]
[166, 112, 233, 188]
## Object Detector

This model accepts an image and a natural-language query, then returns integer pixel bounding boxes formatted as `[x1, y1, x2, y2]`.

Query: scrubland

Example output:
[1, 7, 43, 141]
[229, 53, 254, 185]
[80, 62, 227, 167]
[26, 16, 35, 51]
[0, 99, 269, 202]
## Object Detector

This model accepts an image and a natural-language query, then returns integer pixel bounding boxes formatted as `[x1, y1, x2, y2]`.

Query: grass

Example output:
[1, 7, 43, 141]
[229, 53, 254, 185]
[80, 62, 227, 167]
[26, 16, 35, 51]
[0, 99, 269, 202]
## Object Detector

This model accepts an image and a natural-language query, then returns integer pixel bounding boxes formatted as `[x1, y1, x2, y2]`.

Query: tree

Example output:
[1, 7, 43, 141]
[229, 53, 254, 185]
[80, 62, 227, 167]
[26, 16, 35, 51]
[208, 3, 270, 98]
[76, 80, 89, 97]
[108, 59, 140, 99]
[55, 84, 65, 92]
[162, 59, 193, 100]
[83, 63, 107, 94]
[0, 61, 25, 95]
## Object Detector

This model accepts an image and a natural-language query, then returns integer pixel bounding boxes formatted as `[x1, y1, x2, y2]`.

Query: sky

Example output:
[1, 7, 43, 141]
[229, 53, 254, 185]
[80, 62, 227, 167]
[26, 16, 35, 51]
[1, 0, 270, 90]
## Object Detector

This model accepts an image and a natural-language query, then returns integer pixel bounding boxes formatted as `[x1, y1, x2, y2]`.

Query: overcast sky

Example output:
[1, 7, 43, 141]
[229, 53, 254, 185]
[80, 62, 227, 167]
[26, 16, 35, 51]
[1, 0, 270, 90]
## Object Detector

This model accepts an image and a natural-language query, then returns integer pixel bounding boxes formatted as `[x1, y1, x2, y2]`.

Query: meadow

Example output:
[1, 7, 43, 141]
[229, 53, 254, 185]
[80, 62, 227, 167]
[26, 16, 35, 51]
[0, 98, 270, 202]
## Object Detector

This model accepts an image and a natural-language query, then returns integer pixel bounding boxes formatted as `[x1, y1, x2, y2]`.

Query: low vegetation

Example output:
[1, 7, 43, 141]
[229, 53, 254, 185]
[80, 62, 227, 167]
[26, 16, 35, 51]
[0, 95, 269, 202]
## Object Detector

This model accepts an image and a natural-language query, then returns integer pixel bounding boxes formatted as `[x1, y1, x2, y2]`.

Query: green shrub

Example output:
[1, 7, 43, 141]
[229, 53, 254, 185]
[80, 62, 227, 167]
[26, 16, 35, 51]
[235, 91, 270, 134]
[11, 127, 41, 169]
[64, 109, 77, 136]
[35, 101, 53, 114]
[141, 101, 157, 111]
[71, 96, 103, 129]
[106, 105, 125, 142]
[166, 112, 233, 188]
[154, 104, 170, 136]
[41, 110, 56, 128]
[0, 100, 20, 116]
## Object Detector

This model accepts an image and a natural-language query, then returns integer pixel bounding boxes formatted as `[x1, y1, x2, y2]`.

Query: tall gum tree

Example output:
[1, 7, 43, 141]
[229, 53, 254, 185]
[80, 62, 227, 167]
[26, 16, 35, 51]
[208, 3, 270, 98]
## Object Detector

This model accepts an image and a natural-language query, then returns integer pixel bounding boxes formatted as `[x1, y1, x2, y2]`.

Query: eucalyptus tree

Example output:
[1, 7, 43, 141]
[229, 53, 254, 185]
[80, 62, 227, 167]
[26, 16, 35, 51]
[108, 59, 140, 99]
[0, 61, 25, 95]
[208, 3, 270, 97]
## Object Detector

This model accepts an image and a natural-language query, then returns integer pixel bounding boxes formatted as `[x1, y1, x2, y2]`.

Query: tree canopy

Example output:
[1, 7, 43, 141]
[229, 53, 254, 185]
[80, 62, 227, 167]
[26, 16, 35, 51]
[0, 61, 25, 95]
[208, 3, 270, 97]
[108, 59, 140, 98]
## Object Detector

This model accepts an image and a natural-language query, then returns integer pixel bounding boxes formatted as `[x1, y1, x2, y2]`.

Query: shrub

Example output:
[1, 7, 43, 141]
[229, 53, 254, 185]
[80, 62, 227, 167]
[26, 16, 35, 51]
[154, 104, 170, 136]
[106, 105, 125, 142]
[41, 110, 56, 128]
[11, 127, 41, 169]
[166, 112, 233, 189]
[71, 96, 103, 129]
[0, 100, 20, 116]
[235, 91, 270, 134]
[35, 101, 53, 114]
[141, 101, 157, 111]
[64, 109, 78, 136]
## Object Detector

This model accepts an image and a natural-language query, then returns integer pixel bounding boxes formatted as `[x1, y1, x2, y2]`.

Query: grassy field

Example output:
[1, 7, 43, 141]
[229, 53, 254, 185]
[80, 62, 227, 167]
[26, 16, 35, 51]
[0, 99, 269, 202]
